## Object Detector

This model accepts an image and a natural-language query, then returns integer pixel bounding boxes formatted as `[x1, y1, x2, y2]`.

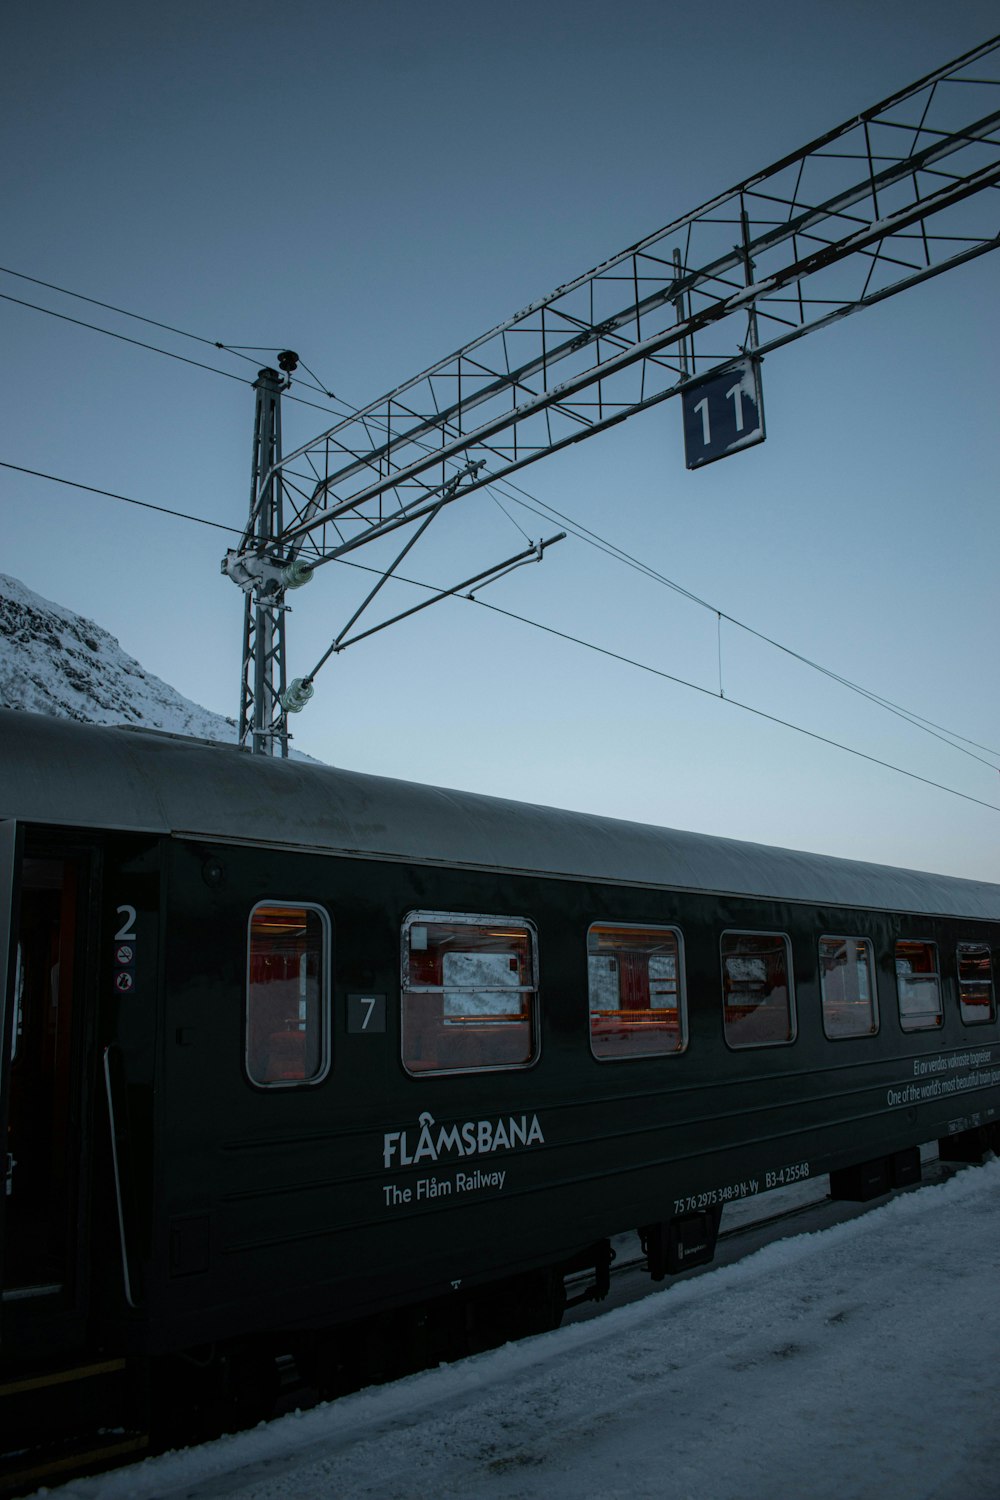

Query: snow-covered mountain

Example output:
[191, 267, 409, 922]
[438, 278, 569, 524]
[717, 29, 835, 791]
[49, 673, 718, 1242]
[0, 572, 237, 741]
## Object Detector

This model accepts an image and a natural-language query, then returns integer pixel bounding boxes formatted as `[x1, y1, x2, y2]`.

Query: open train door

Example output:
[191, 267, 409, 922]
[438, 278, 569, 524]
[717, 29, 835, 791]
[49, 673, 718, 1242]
[0, 823, 98, 1358]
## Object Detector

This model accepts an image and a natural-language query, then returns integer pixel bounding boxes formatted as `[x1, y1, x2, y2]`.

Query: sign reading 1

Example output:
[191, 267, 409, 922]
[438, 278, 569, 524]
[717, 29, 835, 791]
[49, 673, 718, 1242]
[681, 357, 765, 470]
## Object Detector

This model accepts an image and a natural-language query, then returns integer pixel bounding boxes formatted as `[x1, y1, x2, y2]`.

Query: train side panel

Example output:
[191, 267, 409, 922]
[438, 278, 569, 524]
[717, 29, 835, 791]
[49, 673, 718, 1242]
[143, 835, 1000, 1352]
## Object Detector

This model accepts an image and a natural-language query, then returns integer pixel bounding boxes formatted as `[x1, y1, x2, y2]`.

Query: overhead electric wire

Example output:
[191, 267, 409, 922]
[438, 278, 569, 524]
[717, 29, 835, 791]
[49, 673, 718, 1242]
[0, 264, 338, 395]
[0, 272, 350, 419]
[0, 269, 988, 755]
[327, 549, 1000, 817]
[462, 595, 1000, 818]
[4, 263, 997, 767]
[0, 460, 241, 535]
[487, 477, 1000, 769]
[0, 264, 265, 367]
[0, 290, 253, 385]
[278, 367, 1000, 769]
[6, 453, 998, 816]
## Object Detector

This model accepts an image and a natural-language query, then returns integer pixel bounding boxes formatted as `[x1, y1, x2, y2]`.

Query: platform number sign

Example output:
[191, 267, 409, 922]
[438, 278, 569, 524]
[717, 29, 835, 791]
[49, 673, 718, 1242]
[682, 357, 765, 470]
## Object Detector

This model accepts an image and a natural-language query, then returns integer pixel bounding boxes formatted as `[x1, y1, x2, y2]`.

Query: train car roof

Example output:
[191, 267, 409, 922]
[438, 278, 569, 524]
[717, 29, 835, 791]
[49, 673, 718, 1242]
[1, 708, 997, 919]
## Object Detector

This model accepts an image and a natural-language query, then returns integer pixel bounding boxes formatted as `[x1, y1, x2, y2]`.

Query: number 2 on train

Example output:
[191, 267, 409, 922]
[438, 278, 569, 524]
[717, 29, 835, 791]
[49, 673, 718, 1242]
[115, 904, 137, 941]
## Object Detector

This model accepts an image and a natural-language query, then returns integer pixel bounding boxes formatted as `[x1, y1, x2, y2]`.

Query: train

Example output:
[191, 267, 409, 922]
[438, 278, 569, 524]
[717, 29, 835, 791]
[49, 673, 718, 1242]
[1, 706, 998, 1489]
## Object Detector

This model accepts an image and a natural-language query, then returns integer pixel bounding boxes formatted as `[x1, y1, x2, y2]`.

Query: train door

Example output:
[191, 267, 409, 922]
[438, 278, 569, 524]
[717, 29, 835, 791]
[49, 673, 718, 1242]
[1, 826, 97, 1351]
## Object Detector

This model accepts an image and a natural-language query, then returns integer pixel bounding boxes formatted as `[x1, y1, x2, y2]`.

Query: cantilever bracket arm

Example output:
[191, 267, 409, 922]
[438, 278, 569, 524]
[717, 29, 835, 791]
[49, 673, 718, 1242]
[304, 531, 567, 680]
[330, 498, 447, 652]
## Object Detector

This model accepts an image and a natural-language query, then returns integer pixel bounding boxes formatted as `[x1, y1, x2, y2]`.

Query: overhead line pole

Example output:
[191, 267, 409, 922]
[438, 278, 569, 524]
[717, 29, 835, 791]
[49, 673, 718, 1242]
[240, 368, 286, 755]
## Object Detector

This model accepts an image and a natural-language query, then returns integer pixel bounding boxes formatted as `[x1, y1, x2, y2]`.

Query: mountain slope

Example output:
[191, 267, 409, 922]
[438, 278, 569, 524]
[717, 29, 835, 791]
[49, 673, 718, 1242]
[0, 572, 237, 742]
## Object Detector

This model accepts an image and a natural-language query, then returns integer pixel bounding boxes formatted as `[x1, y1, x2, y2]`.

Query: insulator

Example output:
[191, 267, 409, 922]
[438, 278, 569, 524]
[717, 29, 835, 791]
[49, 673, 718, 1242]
[281, 559, 314, 590]
[282, 678, 315, 714]
[277, 349, 299, 373]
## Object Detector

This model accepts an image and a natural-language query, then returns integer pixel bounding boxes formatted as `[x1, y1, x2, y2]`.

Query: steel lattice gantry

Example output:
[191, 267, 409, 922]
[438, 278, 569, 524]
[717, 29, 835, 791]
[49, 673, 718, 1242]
[227, 33, 1000, 753]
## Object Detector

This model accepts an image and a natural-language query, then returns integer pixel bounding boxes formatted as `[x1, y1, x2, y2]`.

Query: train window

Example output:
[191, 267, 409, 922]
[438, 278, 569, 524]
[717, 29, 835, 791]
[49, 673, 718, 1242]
[895, 940, 942, 1031]
[721, 931, 796, 1048]
[246, 903, 330, 1087]
[819, 936, 878, 1039]
[957, 943, 995, 1025]
[587, 923, 687, 1060]
[401, 912, 538, 1075]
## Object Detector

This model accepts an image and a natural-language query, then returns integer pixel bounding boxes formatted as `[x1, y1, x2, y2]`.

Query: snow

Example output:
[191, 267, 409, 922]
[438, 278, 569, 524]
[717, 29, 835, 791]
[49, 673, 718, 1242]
[0, 572, 237, 741]
[44, 1160, 1000, 1500]
[0, 574, 318, 759]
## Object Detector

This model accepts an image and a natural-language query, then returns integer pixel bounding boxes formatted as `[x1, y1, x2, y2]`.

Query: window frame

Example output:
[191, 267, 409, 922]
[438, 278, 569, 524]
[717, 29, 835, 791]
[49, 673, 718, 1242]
[818, 934, 879, 1041]
[586, 921, 688, 1062]
[245, 899, 332, 1090]
[400, 910, 540, 1078]
[720, 929, 797, 1050]
[894, 938, 943, 1033]
[956, 941, 996, 1027]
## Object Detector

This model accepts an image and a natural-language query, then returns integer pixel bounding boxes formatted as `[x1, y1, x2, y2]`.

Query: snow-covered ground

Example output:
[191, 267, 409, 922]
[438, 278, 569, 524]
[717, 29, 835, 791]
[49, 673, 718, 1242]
[49, 1160, 1000, 1500]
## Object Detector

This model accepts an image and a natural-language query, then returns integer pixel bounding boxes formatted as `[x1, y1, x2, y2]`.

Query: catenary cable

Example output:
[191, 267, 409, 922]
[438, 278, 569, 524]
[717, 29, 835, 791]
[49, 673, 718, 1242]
[1, 266, 993, 762]
[462, 595, 1000, 817]
[7, 452, 999, 775]
[0, 287, 351, 420]
[4, 266, 997, 764]
[0, 264, 265, 366]
[487, 477, 1000, 768]
[4, 455, 997, 814]
[0, 263, 352, 414]
[0, 460, 242, 535]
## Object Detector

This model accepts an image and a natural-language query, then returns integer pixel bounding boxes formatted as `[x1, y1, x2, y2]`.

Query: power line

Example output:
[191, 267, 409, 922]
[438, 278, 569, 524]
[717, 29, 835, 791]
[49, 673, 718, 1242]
[0, 263, 345, 400]
[0, 291, 251, 386]
[5, 264, 997, 767]
[0, 460, 241, 534]
[0, 263, 263, 366]
[329, 549, 1000, 814]
[463, 594, 1000, 818]
[10, 453, 999, 789]
[0, 279, 349, 420]
[489, 478, 1000, 768]
[7, 453, 997, 815]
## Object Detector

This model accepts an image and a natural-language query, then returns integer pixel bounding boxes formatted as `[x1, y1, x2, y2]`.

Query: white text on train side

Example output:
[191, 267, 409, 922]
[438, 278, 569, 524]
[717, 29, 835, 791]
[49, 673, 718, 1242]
[382, 1110, 544, 1169]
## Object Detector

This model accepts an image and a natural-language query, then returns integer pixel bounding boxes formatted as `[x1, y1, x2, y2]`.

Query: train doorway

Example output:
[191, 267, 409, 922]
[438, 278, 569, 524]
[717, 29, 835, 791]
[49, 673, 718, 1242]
[1, 832, 96, 1343]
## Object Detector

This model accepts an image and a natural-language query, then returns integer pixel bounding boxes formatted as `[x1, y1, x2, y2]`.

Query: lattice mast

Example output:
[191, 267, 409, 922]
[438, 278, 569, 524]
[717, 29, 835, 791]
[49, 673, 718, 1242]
[228, 357, 309, 756]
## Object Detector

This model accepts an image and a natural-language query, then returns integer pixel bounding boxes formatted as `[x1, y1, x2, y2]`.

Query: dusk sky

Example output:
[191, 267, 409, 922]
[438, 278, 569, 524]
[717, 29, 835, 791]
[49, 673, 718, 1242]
[3, 1, 999, 881]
